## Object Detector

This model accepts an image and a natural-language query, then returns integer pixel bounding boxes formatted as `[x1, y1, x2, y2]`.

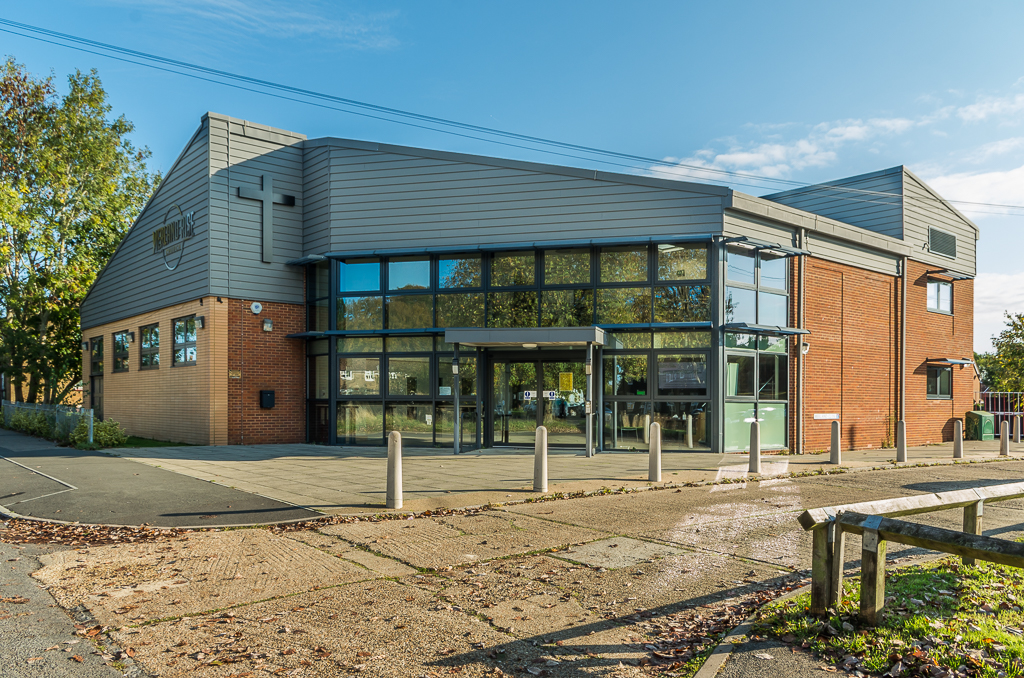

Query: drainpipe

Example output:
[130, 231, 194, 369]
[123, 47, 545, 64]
[795, 230, 805, 455]
[900, 257, 907, 423]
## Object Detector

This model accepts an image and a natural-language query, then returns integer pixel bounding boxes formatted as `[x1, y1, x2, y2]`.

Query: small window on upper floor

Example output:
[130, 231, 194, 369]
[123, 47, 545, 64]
[929, 227, 957, 259]
[112, 331, 130, 372]
[927, 366, 952, 399]
[927, 280, 952, 314]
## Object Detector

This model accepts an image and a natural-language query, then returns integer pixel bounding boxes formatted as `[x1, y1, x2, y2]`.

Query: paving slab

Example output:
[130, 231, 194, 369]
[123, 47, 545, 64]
[558, 536, 685, 569]
[716, 638, 825, 678]
[322, 512, 608, 569]
[33, 529, 375, 626]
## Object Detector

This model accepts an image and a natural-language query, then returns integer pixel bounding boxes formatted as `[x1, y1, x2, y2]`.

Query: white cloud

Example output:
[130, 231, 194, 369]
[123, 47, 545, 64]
[974, 272, 1024, 353]
[923, 164, 1024, 215]
[966, 137, 1024, 163]
[957, 93, 1024, 122]
[117, 0, 399, 48]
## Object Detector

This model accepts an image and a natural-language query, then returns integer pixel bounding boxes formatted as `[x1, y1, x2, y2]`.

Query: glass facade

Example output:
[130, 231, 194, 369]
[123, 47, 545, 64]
[306, 240, 794, 452]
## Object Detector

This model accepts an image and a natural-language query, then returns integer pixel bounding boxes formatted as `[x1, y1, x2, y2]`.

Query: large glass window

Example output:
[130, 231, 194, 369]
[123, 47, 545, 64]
[658, 244, 707, 281]
[337, 336, 383, 352]
[487, 291, 538, 327]
[338, 296, 383, 331]
[758, 291, 788, 326]
[603, 401, 651, 450]
[726, 247, 756, 285]
[310, 355, 329, 399]
[759, 252, 787, 290]
[604, 355, 648, 396]
[437, 293, 485, 328]
[726, 354, 755, 397]
[439, 254, 481, 288]
[140, 324, 159, 369]
[927, 366, 952, 399]
[173, 316, 197, 366]
[337, 402, 383, 445]
[600, 246, 648, 283]
[386, 294, 433, 329]
[652, 401, 710, 451]
[654, 331, 711, 349]
[386, 402, 434, 447]
[725, 287, 757, 324]
[653, 285, 711, 323]
[113, 331, 130, 372]
[387, 336, 433, 352]
[388, 356, 430, 396]
[437, 356, 477, 396]
[927, 280, 952, 314]
[758, 353, 788, 401]
[541, 289, 593, 327]
[657, 354, 707, 396]
[389, 256, 430, 291]
[339, 357, 381, 396]
[339, 258, 380, 292]
[544, 249, 591, 285]
[491, 251, 535, 287]
[597, 288, 651, 324]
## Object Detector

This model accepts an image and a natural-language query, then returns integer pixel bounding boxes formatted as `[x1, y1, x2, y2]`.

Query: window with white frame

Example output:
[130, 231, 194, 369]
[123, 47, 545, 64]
[927, 280, 952, 314]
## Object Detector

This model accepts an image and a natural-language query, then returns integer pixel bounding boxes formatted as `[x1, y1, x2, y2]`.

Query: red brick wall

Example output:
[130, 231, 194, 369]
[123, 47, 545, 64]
[801, 257, 899, 452]
[227, 299, 306, 445]
[905, 260, 976, 444]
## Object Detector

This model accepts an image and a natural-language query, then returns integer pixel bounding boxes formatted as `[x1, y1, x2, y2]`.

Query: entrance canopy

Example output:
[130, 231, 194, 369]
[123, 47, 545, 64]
[444, 326, 605, 348]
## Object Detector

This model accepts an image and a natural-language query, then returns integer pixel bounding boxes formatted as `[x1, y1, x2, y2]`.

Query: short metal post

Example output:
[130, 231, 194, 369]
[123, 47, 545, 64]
[648, 422, 662, 482]
[809, 523, 833, 616]
[829, 519, 846, 607]
[585, 342, 594, 458]
[87, 409, 94, 444]
[748, 420, 761, 473]
[453, 343, 461, 456]
[386, 431, 403, 509]
[1000, 420, 1010, 456]
[953, 420, 964, 459]
[896, 420, 907, 462]
[860, 526, 886, 626]
[534, 425, 548, 492]
[1015, 416, 1022, 444]
[686, 414, 693, 449]
[830, 420, 841, 464]
[963, 499, 983, 566]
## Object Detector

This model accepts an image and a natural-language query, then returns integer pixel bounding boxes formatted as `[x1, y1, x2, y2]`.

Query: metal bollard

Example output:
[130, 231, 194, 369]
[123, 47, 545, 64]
[534, 426, 548, 492]
[87, 410, 94, 445]
[748, 420, 761, 473]
[830, 420, 841, 465]
[896, 420, 907, 463]
[953, 420, 964, 459]
[386, 431, 403, 509]
[1001, 420, 1010, 456]
[1015, 416, 1022, 444]
[649, 422, 662, 482]
[686, 414, 693, 449]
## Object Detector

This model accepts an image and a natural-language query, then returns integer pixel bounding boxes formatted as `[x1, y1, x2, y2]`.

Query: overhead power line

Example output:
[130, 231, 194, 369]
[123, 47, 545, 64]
[2, 17, 1022, 218]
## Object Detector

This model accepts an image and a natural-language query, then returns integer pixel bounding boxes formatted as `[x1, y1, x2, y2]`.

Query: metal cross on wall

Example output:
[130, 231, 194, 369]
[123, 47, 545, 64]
[237, 175, 296, 264]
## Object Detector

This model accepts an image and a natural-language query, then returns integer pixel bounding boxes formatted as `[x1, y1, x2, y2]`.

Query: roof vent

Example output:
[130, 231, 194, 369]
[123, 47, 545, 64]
[929, 228, 956, 258]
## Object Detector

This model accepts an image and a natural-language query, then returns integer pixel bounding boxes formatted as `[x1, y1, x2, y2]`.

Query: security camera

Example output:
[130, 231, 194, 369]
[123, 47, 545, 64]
[801, 342, 810, 355]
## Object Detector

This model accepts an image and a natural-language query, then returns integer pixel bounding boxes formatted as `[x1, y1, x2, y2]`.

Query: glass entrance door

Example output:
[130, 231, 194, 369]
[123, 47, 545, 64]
[491, 358, 587, 448]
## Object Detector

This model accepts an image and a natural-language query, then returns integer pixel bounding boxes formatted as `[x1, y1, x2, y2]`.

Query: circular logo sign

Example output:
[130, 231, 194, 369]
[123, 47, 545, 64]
[152, 204, 196, 271]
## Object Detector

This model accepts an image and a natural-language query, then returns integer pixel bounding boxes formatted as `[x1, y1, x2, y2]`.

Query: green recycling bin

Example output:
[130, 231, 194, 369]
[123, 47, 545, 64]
[965, 411, 995, 441]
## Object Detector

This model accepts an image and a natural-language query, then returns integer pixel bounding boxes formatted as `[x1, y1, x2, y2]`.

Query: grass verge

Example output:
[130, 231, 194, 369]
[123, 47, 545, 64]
[752, 556, 1024, 676]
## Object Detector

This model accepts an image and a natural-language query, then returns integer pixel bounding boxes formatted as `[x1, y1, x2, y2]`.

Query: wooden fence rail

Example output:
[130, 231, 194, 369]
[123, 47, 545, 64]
[797, 481, 1024, 623]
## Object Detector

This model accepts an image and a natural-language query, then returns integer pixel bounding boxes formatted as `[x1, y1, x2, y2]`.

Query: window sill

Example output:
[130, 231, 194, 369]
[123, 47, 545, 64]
[926, 308, 954, 316]
[926, 395, 953, 401]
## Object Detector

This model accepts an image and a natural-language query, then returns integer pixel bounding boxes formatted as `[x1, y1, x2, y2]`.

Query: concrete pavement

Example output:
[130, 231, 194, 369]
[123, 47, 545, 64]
[0, 428, 321, 527]
[112, 437, 1024, 514]
[14, 459, 1024, 677]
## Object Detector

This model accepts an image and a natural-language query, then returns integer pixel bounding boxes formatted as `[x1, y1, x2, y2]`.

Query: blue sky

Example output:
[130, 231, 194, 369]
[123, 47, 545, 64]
[4, 1, 1023, 351]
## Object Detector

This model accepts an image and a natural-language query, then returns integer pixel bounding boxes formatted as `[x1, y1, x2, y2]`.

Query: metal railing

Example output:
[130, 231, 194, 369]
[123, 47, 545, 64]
[981, 391, 1024, 430]
[798, 482, 1024, 625]
[1, 400, 93, 444]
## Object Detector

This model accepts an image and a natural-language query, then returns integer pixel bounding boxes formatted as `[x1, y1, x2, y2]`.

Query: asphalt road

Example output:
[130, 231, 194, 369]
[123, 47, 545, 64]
[0, 429, 321, 527]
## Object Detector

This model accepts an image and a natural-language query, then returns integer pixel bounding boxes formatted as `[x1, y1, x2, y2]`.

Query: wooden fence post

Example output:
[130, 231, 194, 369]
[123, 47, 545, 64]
[829, 518, 846, 608]
[963, 497, 984, 566]
[810, 523, 833, 616]
[860, 521, 886, 626]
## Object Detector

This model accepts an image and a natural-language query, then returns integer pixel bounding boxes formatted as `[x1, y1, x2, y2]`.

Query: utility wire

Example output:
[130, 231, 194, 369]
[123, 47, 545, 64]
[3, 17, 1023, 217]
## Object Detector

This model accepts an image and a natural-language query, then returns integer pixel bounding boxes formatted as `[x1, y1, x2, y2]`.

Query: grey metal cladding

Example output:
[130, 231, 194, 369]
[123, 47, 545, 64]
[315, 146, 726, 255]
[80, 119, 212, 330]
[208, 115, 305, 303]
[763, 167, 905, 239]
[901, 170, 976, 276]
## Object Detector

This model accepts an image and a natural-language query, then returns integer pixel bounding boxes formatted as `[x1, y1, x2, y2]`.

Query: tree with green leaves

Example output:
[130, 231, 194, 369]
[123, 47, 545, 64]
[991, 312, 1024, 393]
[0, 58, 159, 404]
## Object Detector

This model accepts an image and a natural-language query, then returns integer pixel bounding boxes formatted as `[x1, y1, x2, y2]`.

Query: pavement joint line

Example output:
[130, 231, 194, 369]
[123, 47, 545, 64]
[0, 454, 80, 507]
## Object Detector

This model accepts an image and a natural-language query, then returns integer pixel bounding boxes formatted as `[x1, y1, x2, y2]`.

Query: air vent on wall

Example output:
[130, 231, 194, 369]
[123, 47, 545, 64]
[929, 228, 956, 258]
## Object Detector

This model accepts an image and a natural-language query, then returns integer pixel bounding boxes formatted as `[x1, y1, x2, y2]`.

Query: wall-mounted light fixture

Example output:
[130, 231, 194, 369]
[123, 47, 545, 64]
[196, 316, 205, 329]
[128, 331, 136, 343]
[82, 341, 90, 351]
[451, 356, 459, 375]
[263, 318, 273, 332]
